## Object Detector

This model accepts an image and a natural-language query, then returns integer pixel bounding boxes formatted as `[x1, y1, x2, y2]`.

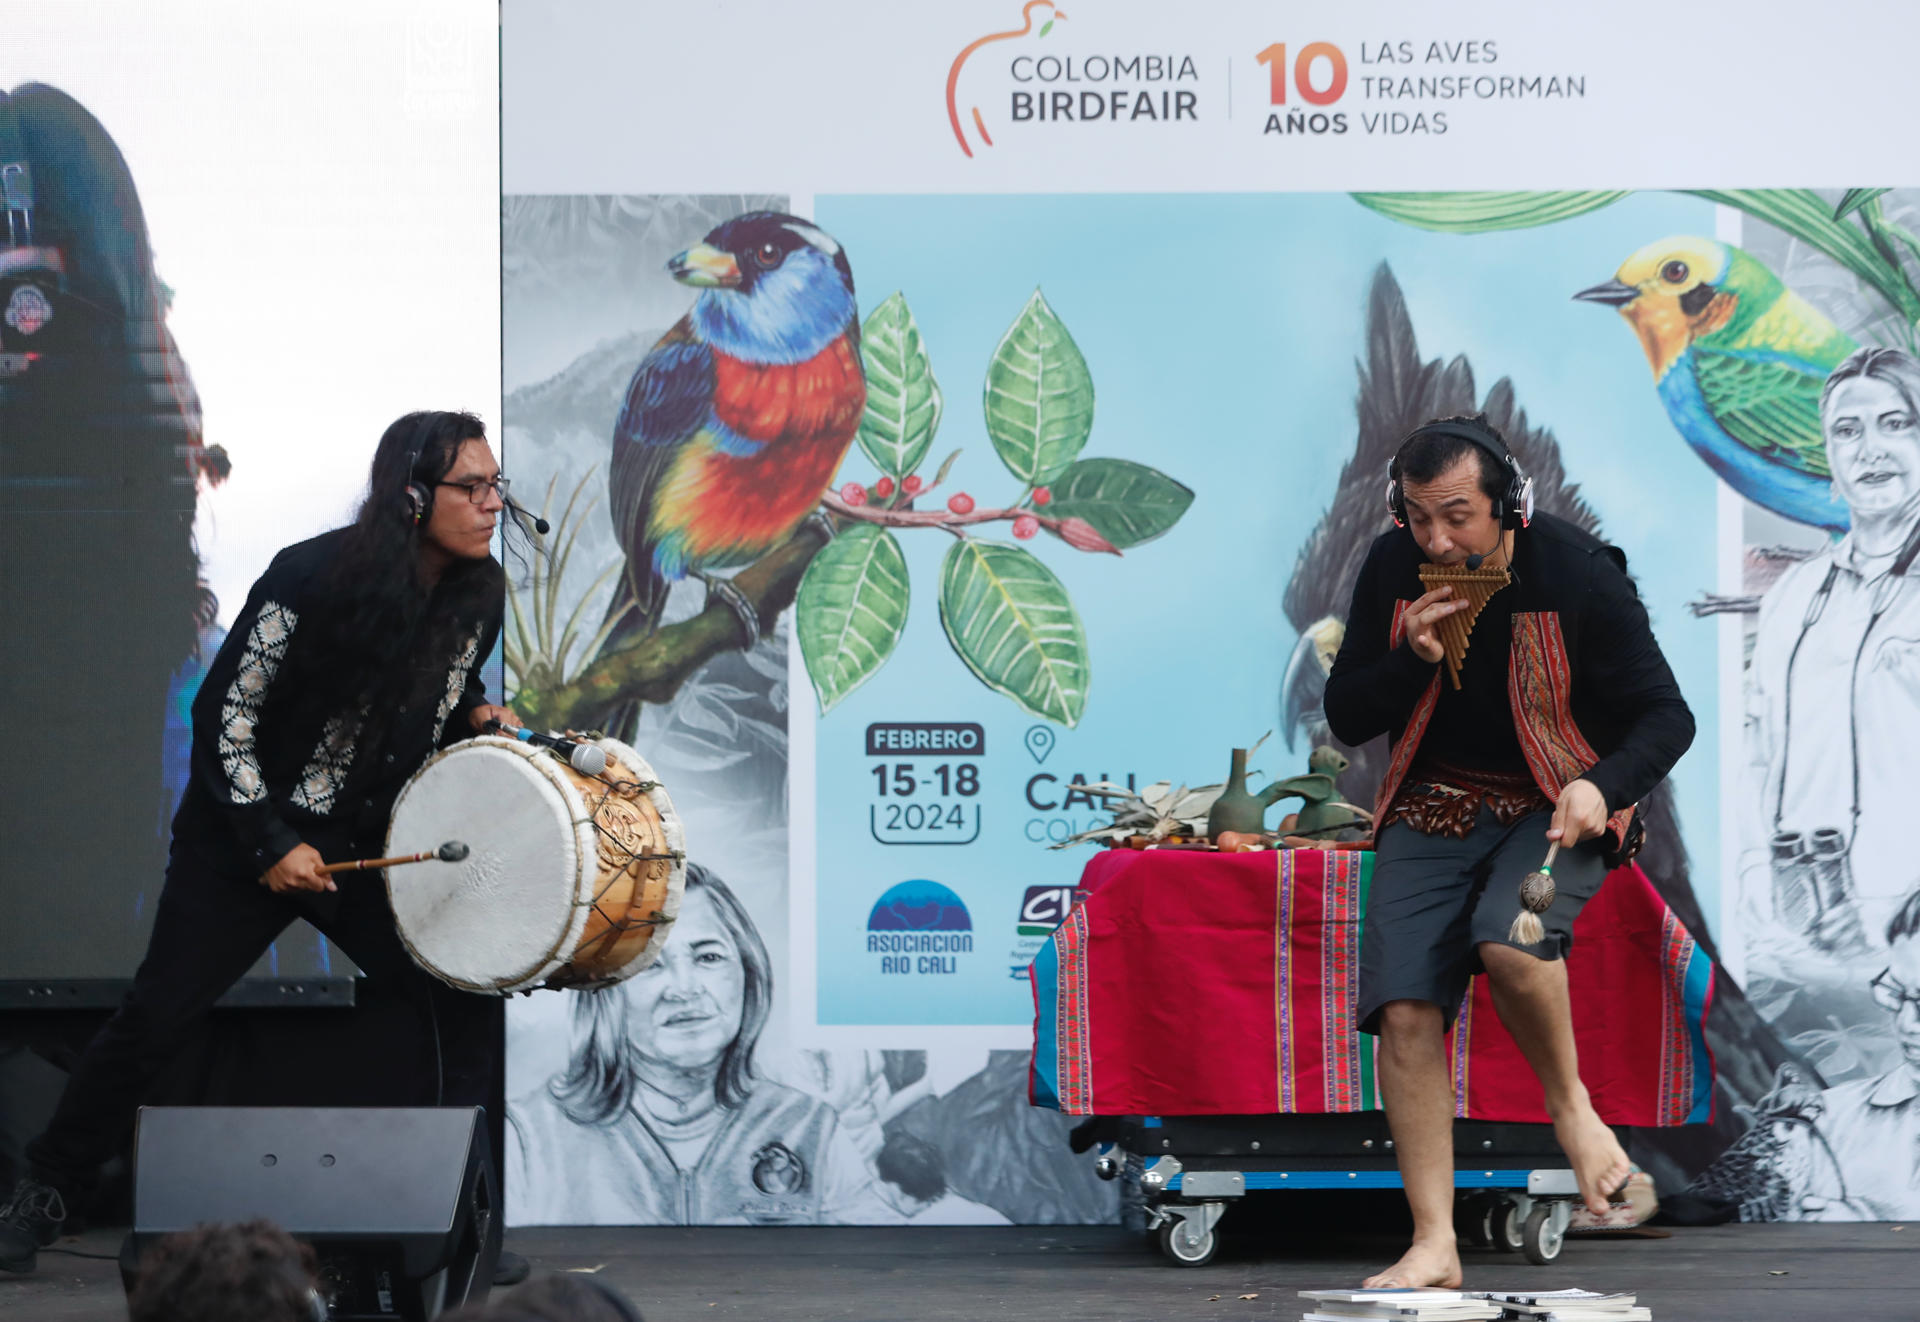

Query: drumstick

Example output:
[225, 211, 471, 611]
[320, 840, 470, 875]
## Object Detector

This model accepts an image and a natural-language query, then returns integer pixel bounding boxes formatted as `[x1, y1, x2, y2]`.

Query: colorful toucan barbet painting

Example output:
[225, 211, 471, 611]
[557, 207, 1194, 739]
[603, 210, 867, 655]
[1578, 234, 1859, 533]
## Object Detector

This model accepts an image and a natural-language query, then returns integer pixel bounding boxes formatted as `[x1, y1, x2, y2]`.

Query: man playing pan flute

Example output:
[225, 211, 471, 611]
[0, 411, 530, 1285]
[1324, 415, 1695, 1289]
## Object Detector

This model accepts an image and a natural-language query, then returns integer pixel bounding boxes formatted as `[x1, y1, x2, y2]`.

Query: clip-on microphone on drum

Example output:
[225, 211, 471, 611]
[319, 840, 470, 876]
[484, 720, 608, 776]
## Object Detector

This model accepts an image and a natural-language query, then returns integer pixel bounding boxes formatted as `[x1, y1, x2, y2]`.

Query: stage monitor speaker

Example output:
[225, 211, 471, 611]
[124, 1105, 498, 1321]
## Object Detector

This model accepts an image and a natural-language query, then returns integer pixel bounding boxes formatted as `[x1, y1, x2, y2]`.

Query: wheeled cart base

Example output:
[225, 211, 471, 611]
[1084, 1112, 1597, 1268]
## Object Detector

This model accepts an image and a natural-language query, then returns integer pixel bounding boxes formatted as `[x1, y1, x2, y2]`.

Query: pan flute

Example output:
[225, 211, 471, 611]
[1416, 562, 1510, 689]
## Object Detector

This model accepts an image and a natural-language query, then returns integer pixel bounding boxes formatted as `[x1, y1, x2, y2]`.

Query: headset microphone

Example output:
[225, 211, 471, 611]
[1465, 552, 1487, 570]
[503, 493, 549, 535]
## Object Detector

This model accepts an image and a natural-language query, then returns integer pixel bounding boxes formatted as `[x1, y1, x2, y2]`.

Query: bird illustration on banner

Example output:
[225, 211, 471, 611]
[1577, 234, 1859, 532]
[595, 211, 866, 736]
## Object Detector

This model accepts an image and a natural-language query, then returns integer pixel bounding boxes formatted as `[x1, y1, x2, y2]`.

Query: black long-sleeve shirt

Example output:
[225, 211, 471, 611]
[174, 530, 502, 875]
[1324, 513, 1695, 816]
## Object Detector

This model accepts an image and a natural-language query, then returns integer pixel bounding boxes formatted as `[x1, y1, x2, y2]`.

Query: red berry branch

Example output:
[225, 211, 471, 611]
[820, 485, 1119, 554]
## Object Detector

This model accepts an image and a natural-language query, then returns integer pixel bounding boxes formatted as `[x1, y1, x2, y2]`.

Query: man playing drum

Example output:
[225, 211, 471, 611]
[0, 410, 529, 1284]
[1325, 415, 1695, 1288]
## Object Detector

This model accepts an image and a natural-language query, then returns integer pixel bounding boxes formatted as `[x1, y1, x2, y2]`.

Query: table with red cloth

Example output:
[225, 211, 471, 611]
[1029, 847, 1714, 1127]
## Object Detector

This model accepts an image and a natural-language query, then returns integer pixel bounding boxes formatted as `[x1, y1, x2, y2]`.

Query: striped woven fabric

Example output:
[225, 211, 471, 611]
[1029, 847, 1714, 1126]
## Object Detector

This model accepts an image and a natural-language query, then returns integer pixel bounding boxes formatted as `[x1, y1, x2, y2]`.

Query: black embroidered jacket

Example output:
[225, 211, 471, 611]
[175, 529, 502, 875]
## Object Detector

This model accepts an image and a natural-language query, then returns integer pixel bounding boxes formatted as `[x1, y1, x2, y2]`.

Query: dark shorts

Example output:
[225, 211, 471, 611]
[1356, 806, 1608, 1035]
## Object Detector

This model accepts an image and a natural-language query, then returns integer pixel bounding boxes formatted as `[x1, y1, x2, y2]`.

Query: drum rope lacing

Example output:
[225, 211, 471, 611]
[566, 754, 686, 969]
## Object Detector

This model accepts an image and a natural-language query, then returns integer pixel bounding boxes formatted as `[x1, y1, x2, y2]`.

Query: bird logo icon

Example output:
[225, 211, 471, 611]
[1578, 234, 1859, 532]
[947, 1, 1066, 158]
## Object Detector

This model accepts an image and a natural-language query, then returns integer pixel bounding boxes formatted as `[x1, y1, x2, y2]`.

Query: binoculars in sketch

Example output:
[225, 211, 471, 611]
[1770, 828, 1869, 954]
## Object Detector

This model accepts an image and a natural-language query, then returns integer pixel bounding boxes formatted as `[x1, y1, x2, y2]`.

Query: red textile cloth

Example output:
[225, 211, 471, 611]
[1029, 847, 1714, 1125]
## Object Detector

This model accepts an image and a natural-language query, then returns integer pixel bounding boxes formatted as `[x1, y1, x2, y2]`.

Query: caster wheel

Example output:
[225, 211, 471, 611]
[1522, 1203, 1564, 1265]
[1455, 1193, 1492, 1249]
[1489, 1198, 1523, 1254]
[1157, 1215, 1219, 1267]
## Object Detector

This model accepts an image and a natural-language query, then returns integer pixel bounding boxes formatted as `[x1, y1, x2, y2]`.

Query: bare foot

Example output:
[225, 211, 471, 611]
[1553, 1104, 1633, 1215]
[1361, 1236, 1462, 1289]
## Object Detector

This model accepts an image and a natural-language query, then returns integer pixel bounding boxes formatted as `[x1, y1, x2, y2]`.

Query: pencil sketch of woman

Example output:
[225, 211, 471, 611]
[1741, 346, 1920, 955]
[507, 864, 886, 1224]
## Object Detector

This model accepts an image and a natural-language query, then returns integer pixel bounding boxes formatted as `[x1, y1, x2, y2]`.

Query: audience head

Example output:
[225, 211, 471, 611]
[127, 1219, 322, 1322]
[440, 1272, 644, 1322]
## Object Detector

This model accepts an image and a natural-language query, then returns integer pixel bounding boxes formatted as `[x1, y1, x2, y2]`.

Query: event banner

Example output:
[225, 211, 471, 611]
[792, 188, 1720, 1038]
[502, 0, 1920, 1225]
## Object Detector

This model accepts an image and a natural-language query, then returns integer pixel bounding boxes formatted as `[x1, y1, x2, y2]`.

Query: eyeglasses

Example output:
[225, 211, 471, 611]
[437, 475, 510, 506]
[1870, 968, 1920, 1013]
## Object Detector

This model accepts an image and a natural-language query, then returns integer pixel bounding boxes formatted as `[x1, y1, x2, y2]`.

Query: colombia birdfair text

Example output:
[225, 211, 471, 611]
[990, 43, 1588, 137]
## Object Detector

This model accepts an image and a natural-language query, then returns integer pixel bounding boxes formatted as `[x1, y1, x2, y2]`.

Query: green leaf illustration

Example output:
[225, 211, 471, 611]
[1351, 190, 1629, 233]
[855, 293, 943, 480]
[1688, 188, 1920, 323]
[796, 524, 910, 713]
[984, 290, 1095, 487]
[938, 538, 1088, 727]
[1039, 19, 1054, 36]
[933, 447, 963, 487]
[1355, 187, 1920, 327]
[1042, 457, 1194, 549]
[1835, 188, 1891, 221]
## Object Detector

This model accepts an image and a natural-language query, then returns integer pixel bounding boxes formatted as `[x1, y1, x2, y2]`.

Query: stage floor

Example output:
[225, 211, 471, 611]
[4, 1221, 1914, 1321]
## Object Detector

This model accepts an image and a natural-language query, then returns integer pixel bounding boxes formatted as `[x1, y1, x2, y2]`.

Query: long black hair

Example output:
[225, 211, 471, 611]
[280, 410, 506, 726]
[2, 82, 214, 648]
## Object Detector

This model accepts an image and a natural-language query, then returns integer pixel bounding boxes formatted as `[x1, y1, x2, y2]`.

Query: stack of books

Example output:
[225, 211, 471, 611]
[1297, 1289, 1505, 1321]
[1475, 1290, 1646, 1320]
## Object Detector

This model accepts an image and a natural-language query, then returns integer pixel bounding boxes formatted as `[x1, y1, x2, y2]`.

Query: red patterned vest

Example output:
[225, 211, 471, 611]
[1374, 602, 1636, 854]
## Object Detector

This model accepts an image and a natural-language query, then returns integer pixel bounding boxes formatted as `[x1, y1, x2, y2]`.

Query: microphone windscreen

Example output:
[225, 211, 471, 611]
[504, 496, 550, 537]
[1464, 553, 1486, 570]
[570, 742, 609, 777]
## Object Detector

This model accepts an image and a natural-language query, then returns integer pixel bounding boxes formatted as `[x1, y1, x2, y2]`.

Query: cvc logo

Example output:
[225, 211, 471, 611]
[1017, 884, 1078, 936]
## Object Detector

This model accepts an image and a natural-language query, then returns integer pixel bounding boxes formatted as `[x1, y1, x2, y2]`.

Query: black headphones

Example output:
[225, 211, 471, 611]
[1, 96, 34, 248]
[0, 91, 133, 383]
[399, 413, 547, 535]
[0, 93, 64, 372]
[1385, 419, 1535, 532]
[401, 420, 436, 527]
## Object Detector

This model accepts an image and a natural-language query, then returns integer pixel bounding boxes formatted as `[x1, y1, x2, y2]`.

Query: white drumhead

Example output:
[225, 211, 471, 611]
[592, 736, 688, 982]
[386, 736, 595, 993]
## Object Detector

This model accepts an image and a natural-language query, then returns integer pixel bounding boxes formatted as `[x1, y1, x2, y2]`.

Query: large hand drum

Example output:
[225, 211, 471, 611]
[385, 735, 686, 994]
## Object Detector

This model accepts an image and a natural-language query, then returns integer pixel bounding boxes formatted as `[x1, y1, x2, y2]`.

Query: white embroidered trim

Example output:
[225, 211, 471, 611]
[218, 601, 297, 804]
[291, 712, 362, 814]
[433, 634, 482, 745]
